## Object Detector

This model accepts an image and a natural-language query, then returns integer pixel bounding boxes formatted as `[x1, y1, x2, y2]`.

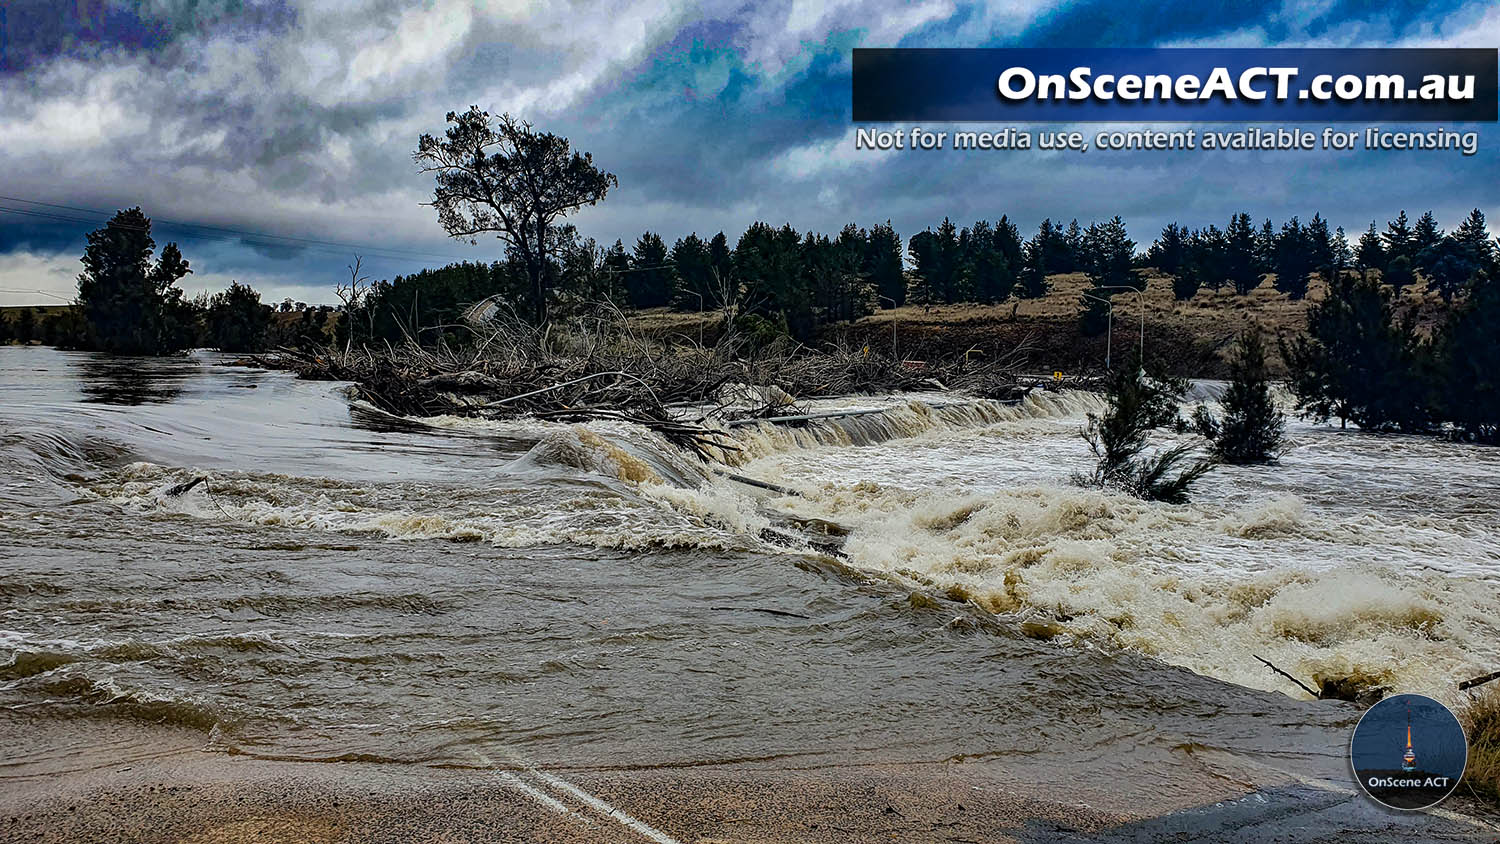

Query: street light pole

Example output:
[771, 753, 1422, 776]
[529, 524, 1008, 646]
[1079, 290, 1115, 370]
[1079, 284, 1146, 374]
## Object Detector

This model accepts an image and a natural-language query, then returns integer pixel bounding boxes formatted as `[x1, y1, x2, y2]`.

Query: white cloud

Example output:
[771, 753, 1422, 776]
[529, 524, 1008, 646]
[0, 251, 79, 308]
[771, 126, 900, 179]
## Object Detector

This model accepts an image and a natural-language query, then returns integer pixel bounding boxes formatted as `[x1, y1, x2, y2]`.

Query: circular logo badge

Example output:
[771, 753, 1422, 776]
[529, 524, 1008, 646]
[1350, 693, 1467, 810]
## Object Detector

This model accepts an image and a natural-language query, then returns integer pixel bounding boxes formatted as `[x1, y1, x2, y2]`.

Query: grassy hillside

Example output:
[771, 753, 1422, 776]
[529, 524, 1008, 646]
[637, 271, 1456, 379]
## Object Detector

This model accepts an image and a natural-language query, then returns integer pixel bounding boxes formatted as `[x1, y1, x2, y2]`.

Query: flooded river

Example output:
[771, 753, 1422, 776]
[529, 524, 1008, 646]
[2, 346, 1497, 805]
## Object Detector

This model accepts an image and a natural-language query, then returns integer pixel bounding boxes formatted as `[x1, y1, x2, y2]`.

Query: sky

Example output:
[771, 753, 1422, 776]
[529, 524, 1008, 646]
[0, 0, 1497, 307]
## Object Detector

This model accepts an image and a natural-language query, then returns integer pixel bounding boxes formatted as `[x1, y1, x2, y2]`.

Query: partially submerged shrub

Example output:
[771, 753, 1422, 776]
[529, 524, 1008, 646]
[1078, 356, 1215, 503]
[1203, 329, 1285, 463]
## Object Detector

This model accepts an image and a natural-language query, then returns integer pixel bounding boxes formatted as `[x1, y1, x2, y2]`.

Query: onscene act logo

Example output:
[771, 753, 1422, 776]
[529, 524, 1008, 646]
[1350, 693, 1468, 810]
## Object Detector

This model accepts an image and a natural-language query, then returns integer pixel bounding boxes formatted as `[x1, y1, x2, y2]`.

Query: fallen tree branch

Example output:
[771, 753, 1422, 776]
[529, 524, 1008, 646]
[165, 476, 208, 497]
[1460, 669, 1500, 691]
[1254, 654, 1320, 698]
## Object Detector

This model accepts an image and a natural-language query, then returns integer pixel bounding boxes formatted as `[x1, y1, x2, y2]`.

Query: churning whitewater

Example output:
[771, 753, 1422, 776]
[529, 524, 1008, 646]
[2, 347, 1498, 772]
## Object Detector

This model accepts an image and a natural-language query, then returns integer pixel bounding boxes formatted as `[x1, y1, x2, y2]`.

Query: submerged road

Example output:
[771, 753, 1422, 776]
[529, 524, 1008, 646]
[2, 718, 1496, 844]
[3, 756, 1497, 843]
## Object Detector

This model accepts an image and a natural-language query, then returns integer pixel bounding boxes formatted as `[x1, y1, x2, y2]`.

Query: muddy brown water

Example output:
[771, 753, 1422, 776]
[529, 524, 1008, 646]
[2, 346, 1497, 813]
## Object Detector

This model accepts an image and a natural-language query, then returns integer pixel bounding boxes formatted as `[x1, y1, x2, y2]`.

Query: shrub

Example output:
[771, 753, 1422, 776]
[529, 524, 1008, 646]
[1077, 357, 1215, 503]
[1212, 329, 1285, 463]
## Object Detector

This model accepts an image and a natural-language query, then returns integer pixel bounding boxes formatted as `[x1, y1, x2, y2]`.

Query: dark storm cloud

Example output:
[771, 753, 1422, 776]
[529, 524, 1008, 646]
[0, 0, 294, 73]
[1017, 0, 1477, 45]
[1, 0, 170, 73]
[238, 236, 305, 260]
[0, 217, 86, 254]
[0, 0, 1496, 305]
[1020, 0, 1272, 46]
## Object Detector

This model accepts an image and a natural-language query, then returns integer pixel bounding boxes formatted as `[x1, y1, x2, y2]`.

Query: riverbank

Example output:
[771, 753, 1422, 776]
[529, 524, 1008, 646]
[8, 268, 1458, 381]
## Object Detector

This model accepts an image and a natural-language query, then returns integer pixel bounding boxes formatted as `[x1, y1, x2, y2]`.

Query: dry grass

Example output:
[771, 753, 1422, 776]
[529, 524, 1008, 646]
[1460, 686, 1500, 808]
[633, 272, 1457, 378]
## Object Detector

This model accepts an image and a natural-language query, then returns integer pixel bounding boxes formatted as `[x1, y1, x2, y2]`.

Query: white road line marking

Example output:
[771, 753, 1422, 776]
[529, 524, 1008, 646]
[526, 768, 683, 844]
[492, 770, 576, 816]
[469, 750, 589, 825]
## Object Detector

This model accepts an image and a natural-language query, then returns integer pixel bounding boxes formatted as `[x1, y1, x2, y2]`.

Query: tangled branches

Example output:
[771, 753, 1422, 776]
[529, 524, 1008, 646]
[268, 303, 1034, 461]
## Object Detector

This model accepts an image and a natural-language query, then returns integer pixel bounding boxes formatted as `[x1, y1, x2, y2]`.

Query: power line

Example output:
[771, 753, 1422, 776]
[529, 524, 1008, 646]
[0, 288, 74, 303]
[0, 195, 483, 265]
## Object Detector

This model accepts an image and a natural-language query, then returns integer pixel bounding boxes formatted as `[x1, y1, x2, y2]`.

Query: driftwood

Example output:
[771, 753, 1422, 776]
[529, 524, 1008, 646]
[165, 476, 208, 497]
[1460, 669, 1500, 691]
[262, 306, 1038, 462]
[709, 606, 813, 619]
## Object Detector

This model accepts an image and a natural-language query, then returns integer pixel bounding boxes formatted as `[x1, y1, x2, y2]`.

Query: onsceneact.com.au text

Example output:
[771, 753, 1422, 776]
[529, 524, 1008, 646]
[996, 66, 1478, 102]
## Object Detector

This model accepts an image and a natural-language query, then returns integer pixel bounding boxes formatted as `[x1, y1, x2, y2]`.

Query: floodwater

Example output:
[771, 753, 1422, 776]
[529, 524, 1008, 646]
[2, 345, 1497, 804]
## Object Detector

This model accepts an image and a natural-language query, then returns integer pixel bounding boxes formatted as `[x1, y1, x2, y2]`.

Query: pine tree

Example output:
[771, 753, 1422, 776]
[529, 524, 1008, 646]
[1197, 225, 1228, 294]
[76, 208, 197, 355]
[907, 229, 939, 305]
[1212, 329, 1285, 463]
[1414, 211, 1443, 252]
[1078, 285, 1112, 337]
[1454, 208, 1494, 263]
[1018, 221, 1055, 299]
[1431, 270, 1500, 441]
[669, 233, 713, 310]
[1172, 237, 1202, 301]
[1255, 218, 1277, 276]
[1062, 218, 1085, 273]
[1331, 226, 1353, 274]
[16, 308, 36, 343]
[629, 232, 673, 308]
[204, 281, 271, 352]
[1306, 213, 1333, 274]
[1424, 243, 1475, 303]
[1083, 216, 1138, 290]
[735, 222, 810, 338]
[827, 224, 873, 322]
[1078, 356, 1214, 503]
[1273, 216, 1313, 300]
[935, 218, 961, 304]
[708, 232, 732, 281]
[1355, 221, 1386, 274]
[965, 219, 1012, 304]
[1384, 210, 1414, 263]
[994, 216, 1024, 276]
[867, 222, 905, 307]
[1283, 271, 1429, 431]
[601, 239, 631, 303]
[1149, 222, 1187, 276]
[1226, 212, 1260, 295]
[1385, 255, 1416, 296]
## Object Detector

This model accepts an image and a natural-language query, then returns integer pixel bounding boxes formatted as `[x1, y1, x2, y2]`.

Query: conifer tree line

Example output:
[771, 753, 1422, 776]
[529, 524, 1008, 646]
[457, 206, 1491, 344]
[1150, 207, 1495, 304]
[345, 206, 1496, 347]
[1277, 208, 1499, 443]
